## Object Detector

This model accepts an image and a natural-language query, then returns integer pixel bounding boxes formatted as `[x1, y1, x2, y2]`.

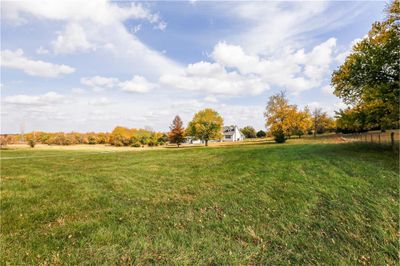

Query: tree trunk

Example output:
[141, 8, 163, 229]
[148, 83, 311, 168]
[177, 143, 180, 148]
[205, 140, 208, 146]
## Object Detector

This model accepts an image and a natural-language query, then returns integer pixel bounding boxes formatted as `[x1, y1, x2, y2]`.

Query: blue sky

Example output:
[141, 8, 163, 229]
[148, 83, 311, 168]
[1, 0, 387, 133]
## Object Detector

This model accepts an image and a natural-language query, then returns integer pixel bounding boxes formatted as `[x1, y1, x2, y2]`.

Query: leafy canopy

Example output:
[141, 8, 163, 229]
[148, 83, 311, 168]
[332, 0, 400, 131]
[241, 126, 257, 138]
[186, 108, 223, 146]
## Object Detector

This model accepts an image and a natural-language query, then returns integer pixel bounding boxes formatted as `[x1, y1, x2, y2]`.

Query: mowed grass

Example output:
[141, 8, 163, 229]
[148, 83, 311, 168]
[0, 142, 398, 265]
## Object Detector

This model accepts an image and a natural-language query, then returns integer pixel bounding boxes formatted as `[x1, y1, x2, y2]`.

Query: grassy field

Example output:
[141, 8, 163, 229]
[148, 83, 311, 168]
[1, 141, 398, 265]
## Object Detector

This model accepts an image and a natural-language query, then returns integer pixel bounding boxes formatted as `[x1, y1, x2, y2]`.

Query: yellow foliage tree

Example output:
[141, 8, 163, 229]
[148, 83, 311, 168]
[186, 108, 223, 146]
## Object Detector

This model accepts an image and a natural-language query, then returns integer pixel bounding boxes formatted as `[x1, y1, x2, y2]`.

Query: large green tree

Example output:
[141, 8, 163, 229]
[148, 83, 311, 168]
[332, 0, 399, 131]
[186, 108, 223, 146]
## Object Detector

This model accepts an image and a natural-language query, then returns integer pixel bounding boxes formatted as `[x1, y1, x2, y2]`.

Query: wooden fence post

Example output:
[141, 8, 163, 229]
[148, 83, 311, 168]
[378, 134, 381, 144]
[391, 132, 395, 151]
[370, 134, 373, 143]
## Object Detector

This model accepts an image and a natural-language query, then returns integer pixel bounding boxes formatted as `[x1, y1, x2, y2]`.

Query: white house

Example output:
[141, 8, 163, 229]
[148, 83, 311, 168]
[222, 125, 245, 142]
[185, 136, 203, 144]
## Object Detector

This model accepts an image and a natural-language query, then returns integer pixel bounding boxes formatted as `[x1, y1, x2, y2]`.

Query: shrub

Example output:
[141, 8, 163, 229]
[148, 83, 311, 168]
[131, 142, 141, 147]
[28, 139, 36, 148]
[273, 130, 286, 143]
[147, 140, 159, 147]
[256, 130, 266, 138]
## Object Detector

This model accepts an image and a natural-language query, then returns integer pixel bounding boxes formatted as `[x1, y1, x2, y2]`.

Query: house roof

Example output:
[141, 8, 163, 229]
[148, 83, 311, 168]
[222, 125, 236, 132]
[222, 125, 239, 136]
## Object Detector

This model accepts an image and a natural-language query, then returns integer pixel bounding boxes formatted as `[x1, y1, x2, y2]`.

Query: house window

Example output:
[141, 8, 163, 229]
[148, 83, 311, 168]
[225, 135, 231, 139]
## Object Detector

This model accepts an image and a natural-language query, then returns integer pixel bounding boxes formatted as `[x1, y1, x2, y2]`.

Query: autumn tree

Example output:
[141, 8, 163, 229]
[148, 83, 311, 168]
[241, 126, 257, 138]
[0, 135, 9, 149]
[168, 115, 185, 147]
[311, 108, 335, 136]
[290, 107, 312, 138]
[332, 0, 400, 131]
[264, 91, 295, 143]
[186, 108, 223, 146]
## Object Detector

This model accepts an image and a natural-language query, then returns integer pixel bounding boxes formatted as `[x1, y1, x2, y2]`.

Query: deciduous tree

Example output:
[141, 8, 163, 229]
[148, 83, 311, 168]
[186, 108, 223, 146]
[264, 91, 294, 143]
[168, 115, 185, 147]
[290, 107, 312, 138]
[256, 130, 266, 138]
[241, 126, 257, 138]
[332, 0, 400, 130]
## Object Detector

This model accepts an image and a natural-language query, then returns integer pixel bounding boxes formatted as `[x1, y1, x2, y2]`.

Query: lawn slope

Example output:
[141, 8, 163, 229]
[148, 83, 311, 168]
[1, 143, 398, 264]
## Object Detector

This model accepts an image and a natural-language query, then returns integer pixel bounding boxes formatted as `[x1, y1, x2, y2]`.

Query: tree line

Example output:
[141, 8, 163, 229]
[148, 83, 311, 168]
[1, 103, 336, 148]
[263, 92, 335, 143]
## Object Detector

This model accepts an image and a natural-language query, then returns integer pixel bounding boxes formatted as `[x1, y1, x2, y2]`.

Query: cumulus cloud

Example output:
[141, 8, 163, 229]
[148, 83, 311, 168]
[119, 75, 157, 93]
[2, 0, 180, 77]
[160, 61, 267, 96]
[1, 49, 75, 77]
[53, 23, 93, 54]
[211, 38, 337, 93]
[3, 91, 65, 105]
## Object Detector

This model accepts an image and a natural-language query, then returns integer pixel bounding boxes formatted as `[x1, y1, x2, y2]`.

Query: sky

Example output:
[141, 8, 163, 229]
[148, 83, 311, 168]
[0, 0, 388, 134]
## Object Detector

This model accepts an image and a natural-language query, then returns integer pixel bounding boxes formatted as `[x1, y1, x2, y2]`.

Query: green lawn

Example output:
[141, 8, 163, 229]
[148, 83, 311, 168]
[1, 142, 398, 265]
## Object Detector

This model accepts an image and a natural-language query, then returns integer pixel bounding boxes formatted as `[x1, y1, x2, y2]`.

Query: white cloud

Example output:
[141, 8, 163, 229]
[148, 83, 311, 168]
[3, 91, 65, 105]
[3, 0, 164, 26]
[160, 61, 267, 96]
[36, 46, 49, 55]
[88, 97, 111, 106]
[53, 23, 93, 54]
[204, 96, 218, 103]
[80, 75, 118, 89]
[227, 2, 363, 55]
[2, 0, 180, 77]
[211, 38, 337, 94]
[81, 75, 156, 93]
[1, 49, 75, 78]
[119, 75, 157, 93]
